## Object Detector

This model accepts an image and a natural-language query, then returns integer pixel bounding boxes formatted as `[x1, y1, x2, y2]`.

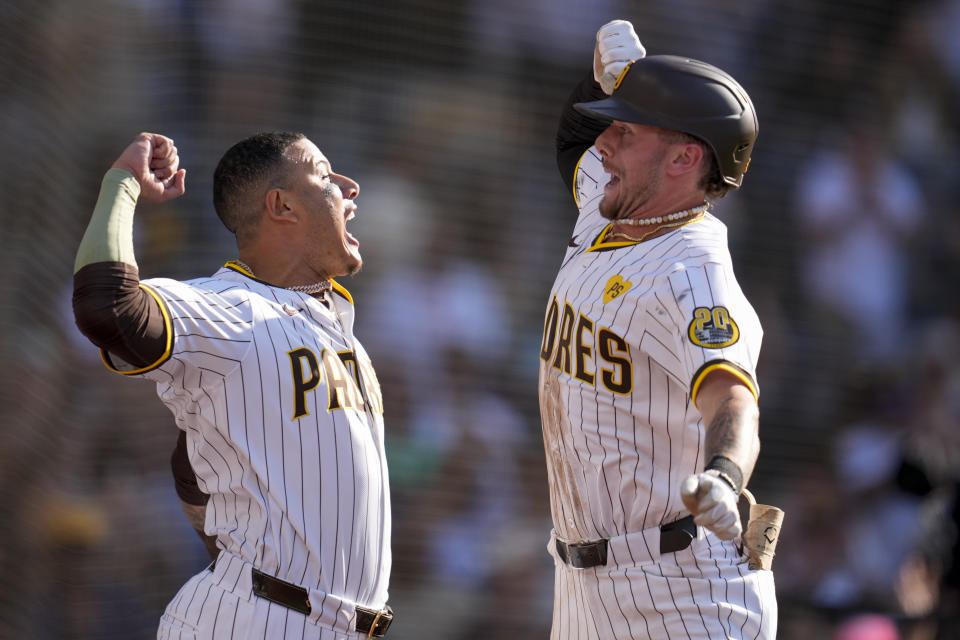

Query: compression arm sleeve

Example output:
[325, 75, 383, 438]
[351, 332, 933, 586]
[556, 70, 610, 195]
[72, 169, 167, 368]
[74, 168, 141, 273]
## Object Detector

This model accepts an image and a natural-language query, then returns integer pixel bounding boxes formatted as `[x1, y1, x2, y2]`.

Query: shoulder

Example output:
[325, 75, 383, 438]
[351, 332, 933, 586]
[656, 214, 733, 274]
[678, 213, 730, 252]
[140, 270, 266, 322]
[651, 216, 745, 300]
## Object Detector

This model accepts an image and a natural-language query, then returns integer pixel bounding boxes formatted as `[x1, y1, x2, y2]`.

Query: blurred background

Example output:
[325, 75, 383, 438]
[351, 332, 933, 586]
[1, 0, 959, 638]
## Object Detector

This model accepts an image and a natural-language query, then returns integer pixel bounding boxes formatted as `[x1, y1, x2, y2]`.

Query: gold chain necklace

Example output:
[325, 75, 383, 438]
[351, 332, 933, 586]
[233, 260, 332, 295]
[604, 209, 708, 244]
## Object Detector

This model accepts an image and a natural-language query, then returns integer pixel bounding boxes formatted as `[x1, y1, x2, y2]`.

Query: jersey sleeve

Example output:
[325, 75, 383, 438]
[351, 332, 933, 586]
[101, 277, 255, 378]
[556, 71, 609, 201]
[662, 260, 763, 407]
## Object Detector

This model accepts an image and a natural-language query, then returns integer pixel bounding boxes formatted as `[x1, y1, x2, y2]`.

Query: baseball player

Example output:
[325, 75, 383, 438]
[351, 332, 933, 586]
[539, 21, 777, 638]
[72, 132, 394, 639]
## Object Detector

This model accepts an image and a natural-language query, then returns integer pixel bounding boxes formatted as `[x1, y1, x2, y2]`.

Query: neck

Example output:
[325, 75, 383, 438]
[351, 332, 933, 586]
[605, 202, 709, 244]
[613, 202, 710, 227]
[234, 258, 332, 295]
[615, 192, 708, 222]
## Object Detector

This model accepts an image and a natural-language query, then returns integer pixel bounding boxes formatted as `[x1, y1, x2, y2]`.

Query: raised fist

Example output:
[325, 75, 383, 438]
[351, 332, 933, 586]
[593, 20, 646, 95]
[111, 132, 186, 203]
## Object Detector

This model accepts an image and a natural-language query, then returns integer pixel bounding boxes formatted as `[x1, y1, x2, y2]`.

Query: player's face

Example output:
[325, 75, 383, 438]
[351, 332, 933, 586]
[285, 139, 362, 278]
[595, 121, 669, 220]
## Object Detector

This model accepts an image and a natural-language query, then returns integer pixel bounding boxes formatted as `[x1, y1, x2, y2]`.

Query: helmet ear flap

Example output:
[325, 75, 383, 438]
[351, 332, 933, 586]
[730, 141, 754, 184]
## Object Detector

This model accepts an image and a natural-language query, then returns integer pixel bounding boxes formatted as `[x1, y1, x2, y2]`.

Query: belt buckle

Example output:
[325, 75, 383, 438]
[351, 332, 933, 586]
[367, 606, 393, 638]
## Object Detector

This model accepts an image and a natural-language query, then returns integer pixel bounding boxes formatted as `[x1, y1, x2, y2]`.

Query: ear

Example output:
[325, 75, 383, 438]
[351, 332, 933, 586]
[665, 143, 705, 179]
[264, 188, 298, 223]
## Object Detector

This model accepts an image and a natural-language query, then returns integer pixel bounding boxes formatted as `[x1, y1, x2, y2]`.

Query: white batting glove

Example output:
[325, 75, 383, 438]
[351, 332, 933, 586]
[680, 472, 742, 540]
[593, 20, 646, 95]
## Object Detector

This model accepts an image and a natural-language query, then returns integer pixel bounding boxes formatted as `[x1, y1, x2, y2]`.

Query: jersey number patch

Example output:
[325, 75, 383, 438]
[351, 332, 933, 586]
[688, 306, 740, 348]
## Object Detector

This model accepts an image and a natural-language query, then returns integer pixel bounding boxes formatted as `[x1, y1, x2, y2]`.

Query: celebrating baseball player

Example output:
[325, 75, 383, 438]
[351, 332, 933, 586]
[72, 132, 394, 639]
[539, 20, 777, 638]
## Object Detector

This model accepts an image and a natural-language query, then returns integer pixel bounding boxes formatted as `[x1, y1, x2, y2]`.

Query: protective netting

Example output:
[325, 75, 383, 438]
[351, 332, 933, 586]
[2, 0, 960, 637]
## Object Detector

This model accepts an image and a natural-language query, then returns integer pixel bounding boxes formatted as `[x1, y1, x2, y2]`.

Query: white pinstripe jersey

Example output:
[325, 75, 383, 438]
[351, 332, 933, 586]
[102, 262, 391, 613]
[539, 146, 763, 544]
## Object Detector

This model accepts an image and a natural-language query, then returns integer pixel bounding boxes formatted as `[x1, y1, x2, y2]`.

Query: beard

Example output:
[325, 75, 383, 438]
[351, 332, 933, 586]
[598, 152, 666, 220]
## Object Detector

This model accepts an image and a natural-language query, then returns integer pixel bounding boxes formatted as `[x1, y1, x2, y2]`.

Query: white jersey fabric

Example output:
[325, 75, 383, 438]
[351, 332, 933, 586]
[539, 147, 776, 639]
[102, 262, 390, 639]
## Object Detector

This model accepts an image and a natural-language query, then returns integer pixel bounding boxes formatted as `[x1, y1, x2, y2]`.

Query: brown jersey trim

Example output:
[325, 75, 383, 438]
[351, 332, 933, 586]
[99, 282, 173, 375]
[690, 359, 758, 408]
[72, 261, 172, 374]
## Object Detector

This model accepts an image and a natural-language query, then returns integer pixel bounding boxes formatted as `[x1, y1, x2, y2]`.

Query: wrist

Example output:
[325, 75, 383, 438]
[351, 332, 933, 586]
[104, 167, 141, 200]
[705, 456, 744, 495]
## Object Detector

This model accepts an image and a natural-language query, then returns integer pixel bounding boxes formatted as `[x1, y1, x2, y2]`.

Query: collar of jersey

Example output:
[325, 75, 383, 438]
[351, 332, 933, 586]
[585, 216, 704, 253]
[585, 223, 637, 252]
[222, 260, 353, 304]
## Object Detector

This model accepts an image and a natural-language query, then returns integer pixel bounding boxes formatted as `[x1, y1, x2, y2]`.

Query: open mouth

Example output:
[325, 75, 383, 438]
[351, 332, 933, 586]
[344, 208, 359, 247]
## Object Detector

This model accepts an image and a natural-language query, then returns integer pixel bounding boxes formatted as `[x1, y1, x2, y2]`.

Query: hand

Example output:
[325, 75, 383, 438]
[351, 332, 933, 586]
[680, 471, 742, 540]
[111, 132, 186, 203]
[593, 20, 646, 95]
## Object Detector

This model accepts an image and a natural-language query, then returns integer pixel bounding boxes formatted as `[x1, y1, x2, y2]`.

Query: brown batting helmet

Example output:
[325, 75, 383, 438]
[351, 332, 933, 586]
[575, 55, 759, 188]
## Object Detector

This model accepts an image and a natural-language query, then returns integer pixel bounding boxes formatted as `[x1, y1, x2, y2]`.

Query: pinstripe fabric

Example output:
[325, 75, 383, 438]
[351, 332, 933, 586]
[539, 148, 776, 638]
[108, 266, 390, 639]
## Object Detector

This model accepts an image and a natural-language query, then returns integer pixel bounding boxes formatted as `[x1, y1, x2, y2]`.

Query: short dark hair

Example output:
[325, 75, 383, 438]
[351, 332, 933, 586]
[657, 129, 732, 201]
[213, 132, 305, 238]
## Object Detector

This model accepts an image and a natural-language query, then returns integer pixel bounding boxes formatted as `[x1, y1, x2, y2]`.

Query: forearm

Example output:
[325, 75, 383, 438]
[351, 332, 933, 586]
[556, 70, 610, 191]
[703, 391, 761, 489]
[74, 168, 141, 272]
[72, 169, 168, 366]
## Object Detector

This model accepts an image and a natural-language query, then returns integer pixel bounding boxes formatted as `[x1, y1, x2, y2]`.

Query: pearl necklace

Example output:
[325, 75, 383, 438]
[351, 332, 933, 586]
[614, 203, 710, 226]
[233, 260, 332, 295]
[604, 207, 708, 244]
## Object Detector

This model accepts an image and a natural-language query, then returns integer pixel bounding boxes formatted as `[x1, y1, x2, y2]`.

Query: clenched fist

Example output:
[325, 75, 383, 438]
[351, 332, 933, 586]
[680, 471, 742, 540]
[593, 20, 646, 95]
[111, 132, 186, 203]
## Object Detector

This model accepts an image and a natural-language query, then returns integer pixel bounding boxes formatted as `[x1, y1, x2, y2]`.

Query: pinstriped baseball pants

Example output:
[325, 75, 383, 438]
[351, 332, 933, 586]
[548, 529, 777, 639]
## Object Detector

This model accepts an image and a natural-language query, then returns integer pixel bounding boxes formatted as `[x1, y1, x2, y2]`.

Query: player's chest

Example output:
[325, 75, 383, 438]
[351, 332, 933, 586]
[255, 298, 353, 352]
[256, 301, 383, 417]
[552, 250, 670, 325]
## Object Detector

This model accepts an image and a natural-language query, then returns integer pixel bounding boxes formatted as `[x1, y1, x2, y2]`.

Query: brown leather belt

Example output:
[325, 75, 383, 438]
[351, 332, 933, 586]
[209, 561, 393, 637]
[555, 516, 697, 569]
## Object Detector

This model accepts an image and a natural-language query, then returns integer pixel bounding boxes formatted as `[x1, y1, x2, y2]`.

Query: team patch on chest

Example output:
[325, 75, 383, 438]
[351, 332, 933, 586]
[688, 306, 740, 348]
[602, 275, 632, 303]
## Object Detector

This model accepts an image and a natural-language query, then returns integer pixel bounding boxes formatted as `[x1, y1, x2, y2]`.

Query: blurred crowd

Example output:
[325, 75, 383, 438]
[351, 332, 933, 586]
[1, 0, 960, 638]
